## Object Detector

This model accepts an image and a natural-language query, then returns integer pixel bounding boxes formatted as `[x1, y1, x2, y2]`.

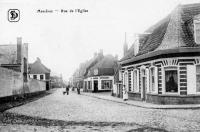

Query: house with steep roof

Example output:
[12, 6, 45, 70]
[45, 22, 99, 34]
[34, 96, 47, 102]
[84, 53, 118, 92]
[71, 50, 104, 91]
[29, 57, 51, 90]
[119, 3, 200, 104]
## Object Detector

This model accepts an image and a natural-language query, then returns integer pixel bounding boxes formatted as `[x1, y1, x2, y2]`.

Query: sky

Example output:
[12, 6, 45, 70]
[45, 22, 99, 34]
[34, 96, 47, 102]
[0, 0, 199, 81]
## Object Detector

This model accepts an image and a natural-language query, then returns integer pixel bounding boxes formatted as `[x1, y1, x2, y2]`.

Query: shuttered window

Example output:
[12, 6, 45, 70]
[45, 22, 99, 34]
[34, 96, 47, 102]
[149, 67, 158, 93]
[150, 68, 155, 93]
[133, 70, 139, 92]
[146, 69, 150, 93]
[131, 71, 134, 91]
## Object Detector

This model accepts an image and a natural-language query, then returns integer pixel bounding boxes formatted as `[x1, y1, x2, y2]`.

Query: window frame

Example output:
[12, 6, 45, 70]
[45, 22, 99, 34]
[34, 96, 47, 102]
[162, 66, 180, 95]
[101, 80, 113, 89]
[149, 67, 156, 93]
[40, 74, 44, 80]
[33, 74, 37, 79]
[133, 69, 139, 93]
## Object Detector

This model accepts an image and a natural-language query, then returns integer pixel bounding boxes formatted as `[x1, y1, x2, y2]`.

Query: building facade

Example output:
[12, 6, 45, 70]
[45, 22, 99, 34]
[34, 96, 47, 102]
[84, 54, 118, 92]
[29, 57, 51, 90]
[120, 3, 200, 104]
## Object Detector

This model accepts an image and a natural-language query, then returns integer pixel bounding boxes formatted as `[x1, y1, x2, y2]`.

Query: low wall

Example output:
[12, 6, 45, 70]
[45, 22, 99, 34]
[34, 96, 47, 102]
[128, 92, 142, 101]
[146, 94, 200, 104]
[0, 67, 23, 98]
[0, 67, 46, 98]
[28, 79, 46, 93]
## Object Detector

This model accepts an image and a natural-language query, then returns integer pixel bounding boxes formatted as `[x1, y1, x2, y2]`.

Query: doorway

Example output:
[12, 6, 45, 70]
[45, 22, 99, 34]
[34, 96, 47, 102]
[93, 80, 98, 92]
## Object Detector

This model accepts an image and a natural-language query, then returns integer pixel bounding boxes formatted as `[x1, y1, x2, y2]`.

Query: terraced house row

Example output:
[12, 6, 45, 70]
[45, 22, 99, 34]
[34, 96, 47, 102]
[116, 3, 200, 104]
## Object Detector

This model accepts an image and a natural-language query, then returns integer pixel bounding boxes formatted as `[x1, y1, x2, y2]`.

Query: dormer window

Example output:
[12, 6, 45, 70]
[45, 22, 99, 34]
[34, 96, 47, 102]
[194, 18, 200, 44]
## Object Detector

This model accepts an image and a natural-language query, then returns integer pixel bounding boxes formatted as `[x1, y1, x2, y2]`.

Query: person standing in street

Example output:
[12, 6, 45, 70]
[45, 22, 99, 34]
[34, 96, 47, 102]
[77, 83, 80, 94]
[66, 85, 69, 95]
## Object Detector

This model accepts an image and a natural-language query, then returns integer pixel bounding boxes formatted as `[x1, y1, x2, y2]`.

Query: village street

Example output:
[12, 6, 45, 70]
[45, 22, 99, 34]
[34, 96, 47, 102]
[1, 89, 200, 132]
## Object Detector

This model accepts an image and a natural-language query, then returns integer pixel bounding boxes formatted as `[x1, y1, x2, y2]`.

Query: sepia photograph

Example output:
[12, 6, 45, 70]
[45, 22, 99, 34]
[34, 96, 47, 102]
[0, 0, 200, 131]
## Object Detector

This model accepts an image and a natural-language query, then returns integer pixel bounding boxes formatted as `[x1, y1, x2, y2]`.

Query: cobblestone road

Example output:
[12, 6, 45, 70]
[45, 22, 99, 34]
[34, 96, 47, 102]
[1, 89, 200, 131]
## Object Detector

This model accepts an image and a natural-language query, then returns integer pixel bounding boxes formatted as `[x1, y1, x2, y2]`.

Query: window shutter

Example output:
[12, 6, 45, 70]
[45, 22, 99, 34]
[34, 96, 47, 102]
[131, 71, 133, 91]
[137, 70, 139, 92]
[122, 72, 125, 85]
[154, 67, 158, 94]
[119, 71, 122, 81]
[146, 69, 150, 93]
[187, 65, 196, 94]
[194, 20, 200, 44]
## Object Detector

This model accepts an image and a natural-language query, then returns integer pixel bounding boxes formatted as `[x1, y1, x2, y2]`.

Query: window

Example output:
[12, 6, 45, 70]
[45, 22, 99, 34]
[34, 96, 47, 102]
[133, 70, 139, 92]
[33, 75, 37, 79]
[196, 65, 200, 92]
[101, 80, 112, 89]
[150, 68, 155, 92]
[40, 75, 44, 80]
[141, 69, 146, 93]
[164, 67, 178, 93]
[194, 19, 200, 44]
[88, 81, 91, 89]
[123, 72, 128, 91]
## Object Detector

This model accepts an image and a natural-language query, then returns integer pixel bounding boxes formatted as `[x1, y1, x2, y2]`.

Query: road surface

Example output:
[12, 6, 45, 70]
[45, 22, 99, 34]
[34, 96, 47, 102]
[1, 89, 200, 131]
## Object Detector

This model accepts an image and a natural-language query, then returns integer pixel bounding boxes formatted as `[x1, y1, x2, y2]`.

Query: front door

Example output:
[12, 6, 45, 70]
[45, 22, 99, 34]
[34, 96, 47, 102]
[93, 80, 98, 92]
[46, 81, 50, 90]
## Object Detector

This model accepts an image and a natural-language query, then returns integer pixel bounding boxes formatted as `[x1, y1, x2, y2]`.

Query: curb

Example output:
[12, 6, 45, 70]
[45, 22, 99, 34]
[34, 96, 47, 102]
[80, 93, 200, 110]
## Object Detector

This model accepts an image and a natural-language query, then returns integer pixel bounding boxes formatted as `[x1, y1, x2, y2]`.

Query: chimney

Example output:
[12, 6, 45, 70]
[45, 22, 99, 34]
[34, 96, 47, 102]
[123, 32, 128, 56]
[17, 37, 22, 64]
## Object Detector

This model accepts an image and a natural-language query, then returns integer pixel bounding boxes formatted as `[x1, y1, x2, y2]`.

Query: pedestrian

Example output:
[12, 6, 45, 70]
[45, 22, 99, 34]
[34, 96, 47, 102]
[77, 87, 80, 94]
[66, 85, 69, 95]
[77, 83, 80, 94]
[123, 85, 128, 101]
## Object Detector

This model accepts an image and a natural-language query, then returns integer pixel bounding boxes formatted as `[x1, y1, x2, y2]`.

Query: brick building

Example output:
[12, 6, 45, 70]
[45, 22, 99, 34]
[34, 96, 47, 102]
[119, 3, 200, 104]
